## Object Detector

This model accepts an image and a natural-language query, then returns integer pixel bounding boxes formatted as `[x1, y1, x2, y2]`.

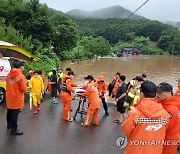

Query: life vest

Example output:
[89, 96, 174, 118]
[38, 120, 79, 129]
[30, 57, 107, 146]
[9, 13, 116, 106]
[57, 72, 63, 84]
[60, 78, 71, 94]
[47, 72, 53, 80]
[133, 87, 140, 104]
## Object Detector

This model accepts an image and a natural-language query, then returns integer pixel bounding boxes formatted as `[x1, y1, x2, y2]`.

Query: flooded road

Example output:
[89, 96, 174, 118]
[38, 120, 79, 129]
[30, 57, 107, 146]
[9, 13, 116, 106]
[61, 55, 180, 92]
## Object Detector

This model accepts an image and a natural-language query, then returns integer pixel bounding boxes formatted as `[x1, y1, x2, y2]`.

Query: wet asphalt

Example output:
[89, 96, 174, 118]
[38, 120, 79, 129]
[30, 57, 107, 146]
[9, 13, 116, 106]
[1, 94, 180, 154]
[0, 94, 125, 154]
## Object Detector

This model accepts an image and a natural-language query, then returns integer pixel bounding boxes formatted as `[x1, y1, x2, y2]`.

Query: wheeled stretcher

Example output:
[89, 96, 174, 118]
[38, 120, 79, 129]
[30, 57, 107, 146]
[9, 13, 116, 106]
[73, 89, 87, 120]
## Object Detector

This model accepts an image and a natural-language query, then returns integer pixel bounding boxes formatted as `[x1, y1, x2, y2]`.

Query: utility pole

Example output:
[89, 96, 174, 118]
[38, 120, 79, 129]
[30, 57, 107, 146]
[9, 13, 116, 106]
[172, 45, 174, 55]
[77, 46, 80, 63]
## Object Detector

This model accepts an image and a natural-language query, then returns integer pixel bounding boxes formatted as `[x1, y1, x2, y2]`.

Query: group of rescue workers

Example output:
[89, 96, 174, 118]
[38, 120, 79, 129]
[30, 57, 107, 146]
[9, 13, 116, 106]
[5, 60, 180, 154]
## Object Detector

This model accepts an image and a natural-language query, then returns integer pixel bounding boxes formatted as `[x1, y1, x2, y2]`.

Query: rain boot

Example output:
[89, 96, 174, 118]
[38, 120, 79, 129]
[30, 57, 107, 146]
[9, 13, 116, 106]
[33, 106, 38, 114]
[37, 104, 41, 111]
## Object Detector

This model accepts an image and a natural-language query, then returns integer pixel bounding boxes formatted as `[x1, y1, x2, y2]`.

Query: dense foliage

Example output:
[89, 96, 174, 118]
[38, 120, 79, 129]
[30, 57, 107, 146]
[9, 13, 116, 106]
[72, 17, 180, 55]
[0, 0, 77, 74]
[61, 36, 111, 60]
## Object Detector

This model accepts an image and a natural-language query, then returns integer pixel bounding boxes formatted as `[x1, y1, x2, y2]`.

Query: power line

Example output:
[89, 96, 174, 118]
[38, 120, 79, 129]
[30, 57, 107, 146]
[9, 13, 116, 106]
[119, 0, 150, 25]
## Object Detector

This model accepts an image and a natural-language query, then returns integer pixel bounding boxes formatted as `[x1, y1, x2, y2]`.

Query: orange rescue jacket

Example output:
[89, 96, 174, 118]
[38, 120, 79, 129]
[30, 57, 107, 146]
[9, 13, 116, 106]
[84, 81, 100, 109]
[174, 87, 180, 97]
[158, 96, 180, 154]
[122, 98, 169, 154]
[159, 97, 180, 140]
[61, 74, 69, 84]
[112, 77, 120, 96]
[97, 79, 107, 98]
[6, 68, 27, 109]
[60, 76, 77, 102]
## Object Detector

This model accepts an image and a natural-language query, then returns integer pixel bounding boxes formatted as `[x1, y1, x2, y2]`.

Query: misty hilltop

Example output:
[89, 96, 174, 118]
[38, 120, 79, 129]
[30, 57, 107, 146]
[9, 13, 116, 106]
[66, 5, 145, 19]
[165, 21, 180, 30]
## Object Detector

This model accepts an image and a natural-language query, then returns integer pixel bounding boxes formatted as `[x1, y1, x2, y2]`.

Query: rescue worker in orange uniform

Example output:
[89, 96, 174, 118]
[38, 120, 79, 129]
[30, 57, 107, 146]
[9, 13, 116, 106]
[122, 81, 169, 154]
[6, 61, 27, 135]
[61, 67, 72, 83]
[60, 71, 77, 122]
[172, 79, 180, 110]
[29, 71, 44, 114]
[47, 69, 55, 94]
[97, 75, 109, 116]
[174, 79, 180, 97]
[112, 72, 121, 98]
[156, 82, 180, 154]
[173, 79, 180, 149]
[81, 75, 100, 127]
[108, 72, 120, 97]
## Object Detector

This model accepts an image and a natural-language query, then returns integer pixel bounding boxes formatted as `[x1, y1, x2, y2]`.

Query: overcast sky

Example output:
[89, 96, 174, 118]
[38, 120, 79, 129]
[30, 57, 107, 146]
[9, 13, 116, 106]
[39, 0, 180, 22]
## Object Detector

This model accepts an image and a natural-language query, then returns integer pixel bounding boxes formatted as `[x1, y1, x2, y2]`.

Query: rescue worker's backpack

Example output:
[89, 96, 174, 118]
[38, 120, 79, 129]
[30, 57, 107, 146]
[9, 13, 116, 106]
[108, 80, 116, 96]
[124, 86, 140, 109]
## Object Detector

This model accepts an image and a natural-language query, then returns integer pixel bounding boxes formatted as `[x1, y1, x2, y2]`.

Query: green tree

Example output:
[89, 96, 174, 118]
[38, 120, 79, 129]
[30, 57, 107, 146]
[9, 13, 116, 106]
[134, 21, 167, 41]
[132, 36, 149, 49]
[91, 37, 111, 56]
[60, 36, 111, 60]
[0, 18, 34, 51]
[50, 14, 78, 55]
[0, 0, 53, 45]
[157, 29, 178, 52]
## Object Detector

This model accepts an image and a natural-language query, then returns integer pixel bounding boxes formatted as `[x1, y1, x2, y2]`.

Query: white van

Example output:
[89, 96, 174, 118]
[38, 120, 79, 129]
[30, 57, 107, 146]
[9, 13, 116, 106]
[0, 58, 11, 104]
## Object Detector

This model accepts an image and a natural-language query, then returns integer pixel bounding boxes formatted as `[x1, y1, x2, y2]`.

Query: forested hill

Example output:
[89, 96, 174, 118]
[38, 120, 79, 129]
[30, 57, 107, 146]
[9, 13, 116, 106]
[72, 18, 173, 44]
[166, 21, 180, 30]
[71, 17, 180, 55]
[66, 5, 145, 20]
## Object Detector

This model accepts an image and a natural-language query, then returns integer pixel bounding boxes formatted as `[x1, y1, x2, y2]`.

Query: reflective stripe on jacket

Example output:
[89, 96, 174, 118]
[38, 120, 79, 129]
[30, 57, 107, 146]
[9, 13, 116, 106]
[122, 98, 169, 154]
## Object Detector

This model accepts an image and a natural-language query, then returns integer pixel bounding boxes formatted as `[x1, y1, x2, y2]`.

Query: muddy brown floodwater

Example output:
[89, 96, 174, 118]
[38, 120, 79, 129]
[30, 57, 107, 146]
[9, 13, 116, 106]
[61, 55, 180, 102]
